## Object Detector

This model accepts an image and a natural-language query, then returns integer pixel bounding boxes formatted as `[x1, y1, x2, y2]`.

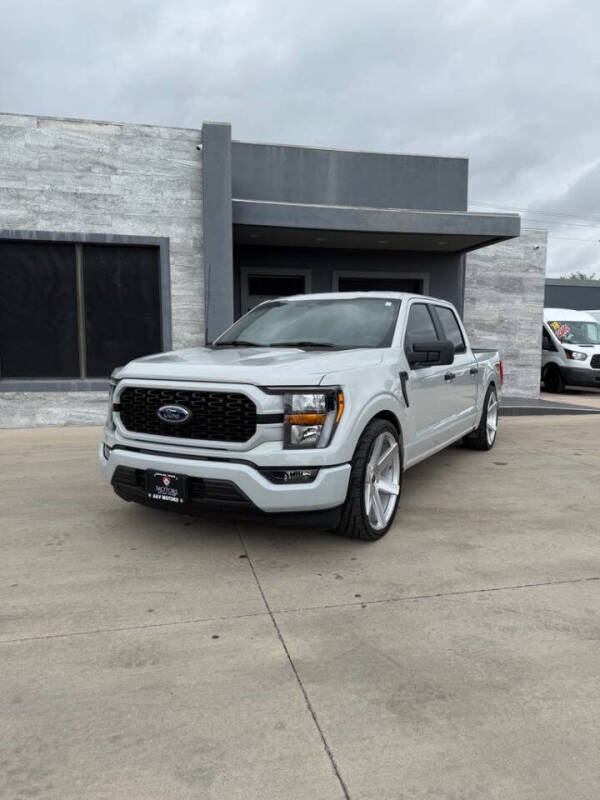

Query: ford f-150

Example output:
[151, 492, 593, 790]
[100, 292, 502, 540]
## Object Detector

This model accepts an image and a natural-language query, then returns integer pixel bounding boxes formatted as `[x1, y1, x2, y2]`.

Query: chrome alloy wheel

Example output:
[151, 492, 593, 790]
[486, 389, 498, 446]
[363, 431, 400, 531]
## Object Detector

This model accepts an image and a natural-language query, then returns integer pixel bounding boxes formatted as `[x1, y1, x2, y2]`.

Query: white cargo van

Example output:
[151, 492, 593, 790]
[542, 308, 600, 392]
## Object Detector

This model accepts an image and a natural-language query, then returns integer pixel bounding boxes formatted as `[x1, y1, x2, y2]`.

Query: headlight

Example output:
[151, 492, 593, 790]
[106, 379, 118, 431]
[565, 349, 587, 361]
[282, 390, 344, 449]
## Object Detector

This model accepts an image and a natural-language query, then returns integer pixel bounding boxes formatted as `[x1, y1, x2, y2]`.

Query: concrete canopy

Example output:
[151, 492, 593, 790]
[232, 199, 520, 253]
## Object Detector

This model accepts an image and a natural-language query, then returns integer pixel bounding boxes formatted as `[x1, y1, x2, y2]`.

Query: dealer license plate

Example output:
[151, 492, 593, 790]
[146, 471, 188, 504]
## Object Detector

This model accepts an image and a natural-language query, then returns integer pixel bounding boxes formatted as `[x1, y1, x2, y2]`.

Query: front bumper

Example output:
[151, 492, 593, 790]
[100, 444, 351, 514]
[559, 366, 600, 387]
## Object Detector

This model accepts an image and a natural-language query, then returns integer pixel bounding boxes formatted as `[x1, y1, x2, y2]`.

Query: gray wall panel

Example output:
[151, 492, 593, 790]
[463, 230, 547, 398]
[232, 142, 468, 212]
[202, 123, 234, 340]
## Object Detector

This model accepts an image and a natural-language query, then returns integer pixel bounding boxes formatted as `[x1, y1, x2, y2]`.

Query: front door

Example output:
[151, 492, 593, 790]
[402, 301, 450, 462]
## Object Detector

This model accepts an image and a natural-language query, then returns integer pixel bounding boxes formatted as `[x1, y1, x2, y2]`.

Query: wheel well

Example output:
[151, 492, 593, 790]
[370, 410, 401, 435]
[357, 411, 404, 468]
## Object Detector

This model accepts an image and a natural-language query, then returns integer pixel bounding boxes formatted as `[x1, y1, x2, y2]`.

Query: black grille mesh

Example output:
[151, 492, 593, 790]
[591, 354, 600, 369]
[118, 387, 257, 442]
[112, 466, 251, 506]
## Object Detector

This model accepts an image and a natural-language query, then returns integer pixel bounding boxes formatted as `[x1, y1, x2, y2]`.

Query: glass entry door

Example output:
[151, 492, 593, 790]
[240, 268, 311, 314]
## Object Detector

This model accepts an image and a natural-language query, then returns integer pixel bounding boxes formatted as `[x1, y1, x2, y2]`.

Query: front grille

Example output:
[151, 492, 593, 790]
[112, 466, 252, 507]
[591, 354, 600, 368]
[117, 387, 257, 442]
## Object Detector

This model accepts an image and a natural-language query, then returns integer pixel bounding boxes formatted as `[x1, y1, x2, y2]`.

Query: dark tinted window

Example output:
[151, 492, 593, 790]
[0, 241, 78, 378]
[84, 245, 161, 377]
[542, 326, 554, 349]
[435, 306, 466, 353]
[0, 239, 163, 381]
[404, 303, 438, 348]
[338, 276, 422, 292]
[247, 274, 305, 296]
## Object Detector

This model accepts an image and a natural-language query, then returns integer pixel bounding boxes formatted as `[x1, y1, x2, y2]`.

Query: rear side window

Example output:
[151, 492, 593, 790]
[435, 306, 466, 353]
[404, 303, 439, 349]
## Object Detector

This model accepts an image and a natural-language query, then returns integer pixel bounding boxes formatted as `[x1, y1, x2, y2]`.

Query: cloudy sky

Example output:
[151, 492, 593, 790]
[2, 0, 600, 276]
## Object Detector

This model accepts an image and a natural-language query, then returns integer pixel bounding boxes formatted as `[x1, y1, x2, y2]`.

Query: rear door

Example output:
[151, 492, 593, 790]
[431, 304, 478, 433]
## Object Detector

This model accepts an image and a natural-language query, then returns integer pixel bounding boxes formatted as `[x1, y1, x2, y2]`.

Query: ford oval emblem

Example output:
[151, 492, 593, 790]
[157, 404, 192, 424]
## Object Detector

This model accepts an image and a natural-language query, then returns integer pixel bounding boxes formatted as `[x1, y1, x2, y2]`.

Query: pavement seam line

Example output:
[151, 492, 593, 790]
[3, 575, 597, 647]
[236, 526, 352, 800]
[273, 574, 600, 616]
[0, 608, 270, 645]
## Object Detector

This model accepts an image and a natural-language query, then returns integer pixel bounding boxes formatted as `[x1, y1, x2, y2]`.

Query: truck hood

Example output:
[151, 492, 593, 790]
[115, 346, 385, 386]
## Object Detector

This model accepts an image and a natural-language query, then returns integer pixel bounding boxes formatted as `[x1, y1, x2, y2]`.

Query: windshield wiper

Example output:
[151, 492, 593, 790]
[212, 339, 263, 347]
[268, 341, 339, 348]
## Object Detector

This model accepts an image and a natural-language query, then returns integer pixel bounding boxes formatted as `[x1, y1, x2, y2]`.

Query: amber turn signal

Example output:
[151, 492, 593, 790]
[335, 391, 345, 423]
[286, 412, 327, 425]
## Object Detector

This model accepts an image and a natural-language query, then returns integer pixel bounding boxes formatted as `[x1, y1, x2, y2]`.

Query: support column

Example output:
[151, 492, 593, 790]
[202, 122, 234, 342]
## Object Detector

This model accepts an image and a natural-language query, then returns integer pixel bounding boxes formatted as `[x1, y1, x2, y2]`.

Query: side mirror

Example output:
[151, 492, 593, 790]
[542, 340, 555, 352]
[407, 339, 455, 368]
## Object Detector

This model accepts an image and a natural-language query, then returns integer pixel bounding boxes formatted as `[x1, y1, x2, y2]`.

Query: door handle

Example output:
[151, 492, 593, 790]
[399, 371, 410, 407]
[444, 372, 456, 381]
[469, 366, 479, 375]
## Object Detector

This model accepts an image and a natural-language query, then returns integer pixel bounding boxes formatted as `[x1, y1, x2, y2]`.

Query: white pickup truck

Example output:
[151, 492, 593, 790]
[100, 292, 502, 540]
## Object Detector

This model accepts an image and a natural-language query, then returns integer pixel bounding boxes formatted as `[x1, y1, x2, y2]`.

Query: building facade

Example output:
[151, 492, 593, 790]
[0, 113, 546, 427]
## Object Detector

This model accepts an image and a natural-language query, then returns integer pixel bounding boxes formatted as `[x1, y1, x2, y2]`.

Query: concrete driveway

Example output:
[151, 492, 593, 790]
[1, 416, 599, 800]
[541, 386, 600, 409]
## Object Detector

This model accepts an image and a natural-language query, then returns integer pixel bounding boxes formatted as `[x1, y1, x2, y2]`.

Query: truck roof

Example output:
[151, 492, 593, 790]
[282, 291, 453, 305]
[544, 307, 599, 322]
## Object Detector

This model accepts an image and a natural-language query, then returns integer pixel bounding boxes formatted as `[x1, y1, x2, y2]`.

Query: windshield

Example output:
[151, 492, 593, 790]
[548, 319, 600, 346]
[215, 297, 402, 348]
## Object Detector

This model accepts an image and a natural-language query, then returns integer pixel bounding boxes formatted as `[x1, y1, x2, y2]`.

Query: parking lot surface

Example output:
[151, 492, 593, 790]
[541, 386, 600, 409]
[1, 416, 599, 800]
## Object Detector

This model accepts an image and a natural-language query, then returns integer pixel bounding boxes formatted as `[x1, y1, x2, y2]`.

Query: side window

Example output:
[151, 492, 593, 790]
[435, 306, 466, 353]
[404, 303, 439, 354]
[542, 326, 555, 351]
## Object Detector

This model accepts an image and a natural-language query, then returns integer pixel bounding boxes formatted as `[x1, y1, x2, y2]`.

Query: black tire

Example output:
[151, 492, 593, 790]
[543, 364, 565, 393]
[333, 419, 402, 541]
[463, 383, 498, 451]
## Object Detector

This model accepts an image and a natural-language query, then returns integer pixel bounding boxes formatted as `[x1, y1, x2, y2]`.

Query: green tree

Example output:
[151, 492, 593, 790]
[561, 270, 597, 280]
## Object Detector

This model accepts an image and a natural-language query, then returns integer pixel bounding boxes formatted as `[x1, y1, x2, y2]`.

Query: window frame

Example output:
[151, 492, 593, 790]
[432, 304, 467, 354]
[240, 267, 312, 315]
[542, 324, 557, 351]
[402, 301, 441, 368]
[0, 230, 171, 391]
[332, 269, 430, 294]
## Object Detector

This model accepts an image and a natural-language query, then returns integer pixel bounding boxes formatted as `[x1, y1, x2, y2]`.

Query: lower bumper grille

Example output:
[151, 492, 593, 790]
[112, 466, 252, 508]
